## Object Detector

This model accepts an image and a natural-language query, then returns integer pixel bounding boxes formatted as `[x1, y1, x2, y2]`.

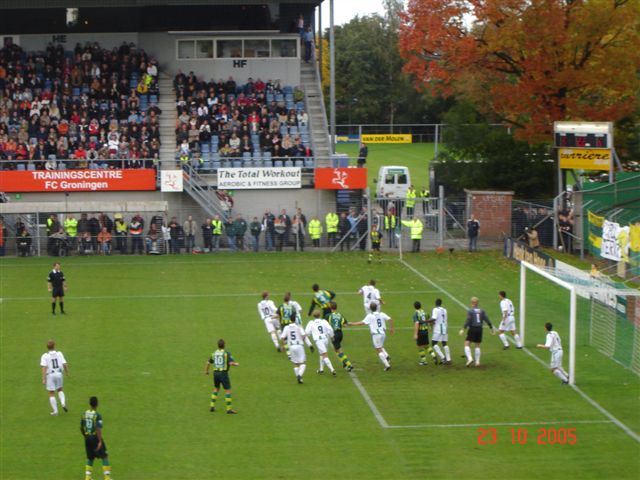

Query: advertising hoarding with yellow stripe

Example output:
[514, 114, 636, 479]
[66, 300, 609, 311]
[361, 134, 412, 144]
[559, 148, 611, 171]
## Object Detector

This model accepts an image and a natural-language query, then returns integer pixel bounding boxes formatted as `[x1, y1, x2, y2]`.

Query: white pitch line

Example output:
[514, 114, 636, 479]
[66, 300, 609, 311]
[0, 289, 438, 302]
[386, 419, 614, 429]
[400, 258, 640, 443]
[348, 371, 389, 428]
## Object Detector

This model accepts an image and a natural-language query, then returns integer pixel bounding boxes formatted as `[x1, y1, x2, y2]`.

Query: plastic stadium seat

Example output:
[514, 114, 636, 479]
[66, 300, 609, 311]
[201, 143, 210, 153]
[293, 159, 302, 167]
[252, 151, 262, 162]
[304, 157, 314, 167]
[211, 136, 219, 146]
[299, 125, 308, 134]
[150, 95, 158, 104]
[212, 160, 221, 170]
[284, 160, 293, 167]
[16, 164, 26, 171]
[72, 88, 80, 96]
[27, 163, 36, 171]
[232, 159, 242, 168]
[280, 126, 288, 135]
[263, 151, 272, 162]
[266, 94, 274, 103]
[289, 126, 298, 135]
[211, 152, 220, 162]
[283, 86, 293, 94]
[242, 152, 252, 160]
[296, 102, 305, 111]
[274, 160, 283, 167]
[275, 94, 284, 103]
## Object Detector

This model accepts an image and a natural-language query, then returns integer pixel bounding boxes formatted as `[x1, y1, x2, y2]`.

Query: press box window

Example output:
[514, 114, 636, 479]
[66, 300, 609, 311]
[217, 40, 242, 58]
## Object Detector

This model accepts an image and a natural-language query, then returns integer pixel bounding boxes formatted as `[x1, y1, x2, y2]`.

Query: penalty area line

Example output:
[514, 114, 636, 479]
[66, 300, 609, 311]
[399, 258, 640, 443]
[348, 371, 389, 428]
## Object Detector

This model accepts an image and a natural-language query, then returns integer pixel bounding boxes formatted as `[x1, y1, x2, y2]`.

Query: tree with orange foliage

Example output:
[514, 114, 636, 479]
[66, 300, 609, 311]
[399, 0, 640, 144]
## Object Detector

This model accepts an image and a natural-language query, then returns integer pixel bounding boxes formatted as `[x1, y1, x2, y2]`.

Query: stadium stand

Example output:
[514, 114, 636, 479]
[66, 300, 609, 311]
[0, 41, 161, 171]
[173, 72, 313, 170]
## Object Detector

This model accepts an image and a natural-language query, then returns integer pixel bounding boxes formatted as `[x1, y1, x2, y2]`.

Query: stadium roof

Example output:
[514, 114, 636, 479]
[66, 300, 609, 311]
[0, 0, 321, 8]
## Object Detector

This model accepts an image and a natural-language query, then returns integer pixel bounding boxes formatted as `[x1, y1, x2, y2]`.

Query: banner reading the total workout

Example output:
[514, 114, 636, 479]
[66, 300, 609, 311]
[0, 169, 157, 192]
[217, 167, 301, 189]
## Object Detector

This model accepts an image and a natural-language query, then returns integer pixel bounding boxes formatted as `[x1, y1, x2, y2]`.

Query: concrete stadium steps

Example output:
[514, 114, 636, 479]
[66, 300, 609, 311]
[300, 60, 331, 165]
[157, 72, 177, 168]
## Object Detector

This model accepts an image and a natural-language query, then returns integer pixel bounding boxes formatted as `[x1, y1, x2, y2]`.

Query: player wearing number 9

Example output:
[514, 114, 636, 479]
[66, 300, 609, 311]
[349, 302, 394, 371]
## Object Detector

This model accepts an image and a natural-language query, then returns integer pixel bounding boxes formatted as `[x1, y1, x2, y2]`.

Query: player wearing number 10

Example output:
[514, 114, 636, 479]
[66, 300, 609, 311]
[205, 339, 239, 414]
[350, 303, 394, 371]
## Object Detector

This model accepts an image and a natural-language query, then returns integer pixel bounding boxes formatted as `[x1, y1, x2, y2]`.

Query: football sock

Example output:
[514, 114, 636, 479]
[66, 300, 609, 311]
[299, 364, 306, 377]
[514, 334, 523, 348]
[58, 391, 66, 408]
[378, 352, 390, 368]
[427, 346, 437, 360]
[499, 333, 509, 347]
[60, 302, 64, 313]
[284, 344, 290, 356]
[444, 345, 451, 362]
[294, 367, 299, 377]
[102, 464, 112, 477]
[49, 396, 58, 414]
[433, 345, 445, 361]
[225, 393, 232, 411]
[559, 367, 569, 378]
[323, 357, 335, 372]
[338, 352, 352, 368]
[474, 347, 481, 364]
[210, 391, 218, 408]
[318, 356, 324, 372]
[381, 348, 389, 358]
[270, 333, 279, 348]
[419, 348, 427, 363]
[464, 346, 472, 362]
[52, 302, 56, 313]
[553, 369, 568, 382]
[305, 337, 313, 347]
[84, 463, 93, 480]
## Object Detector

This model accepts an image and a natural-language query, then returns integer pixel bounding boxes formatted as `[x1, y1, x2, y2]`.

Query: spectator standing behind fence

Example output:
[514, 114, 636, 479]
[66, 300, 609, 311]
[525, 227, 539, 249]
[97, 227, 112, 255]
[467, 214, 480, 252]
[146, 225, 160, 254]
[17, 229, 32, 257]
[357, 142, 368, 168]
[263, 209, 276, 252]
[339, 213, 351, 251]
[129, 214, 144, 255]
[225, 217, 237, 252]
[47, 214, 61, 255]
[292, 214, 305, 251]
[202, 218, 213, 253]
[384, 207, 397, 248]
[234, 215, 248, 251]
[114, 215, 128, 254]
[211, 215, 223, 253]
[278, 209, 292, 250]
[308, 217, 322, 247]
[183, 215, 197, 253]
[250, 217, 262, 252]
[0, 217, 5, 257]
[168, 217, 181, 254]
[77, 214, 90, 251]
[558, 209, 573, 253]
[358, 208, 368, 251]
[325, 210, 339, 247]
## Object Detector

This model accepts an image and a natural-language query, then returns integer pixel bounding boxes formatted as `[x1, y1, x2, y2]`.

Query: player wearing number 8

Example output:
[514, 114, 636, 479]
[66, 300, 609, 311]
[205, 339, 239, 413]
[350, 303, 394, 371]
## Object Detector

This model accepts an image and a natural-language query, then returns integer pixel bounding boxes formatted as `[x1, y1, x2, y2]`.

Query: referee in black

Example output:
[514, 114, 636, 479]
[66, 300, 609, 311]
[47, 262, 67, 315]
[459, 296, 494, 367]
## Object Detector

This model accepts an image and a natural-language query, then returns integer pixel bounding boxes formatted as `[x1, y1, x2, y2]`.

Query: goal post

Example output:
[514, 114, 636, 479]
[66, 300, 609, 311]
[520, 261, 578, 385]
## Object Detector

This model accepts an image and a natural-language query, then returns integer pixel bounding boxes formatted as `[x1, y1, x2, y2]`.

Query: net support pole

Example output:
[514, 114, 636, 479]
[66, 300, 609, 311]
[569, 286, 577, 385]
[520, 261, 526, 345]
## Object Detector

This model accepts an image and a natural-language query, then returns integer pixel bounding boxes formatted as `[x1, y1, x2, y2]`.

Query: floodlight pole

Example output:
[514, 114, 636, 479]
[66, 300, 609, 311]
[329, 0, 336, 155]
[519, 262, 526, 345]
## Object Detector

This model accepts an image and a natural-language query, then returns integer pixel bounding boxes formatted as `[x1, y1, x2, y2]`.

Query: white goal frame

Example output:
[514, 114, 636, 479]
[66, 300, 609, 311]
[520, 261, 577, 385]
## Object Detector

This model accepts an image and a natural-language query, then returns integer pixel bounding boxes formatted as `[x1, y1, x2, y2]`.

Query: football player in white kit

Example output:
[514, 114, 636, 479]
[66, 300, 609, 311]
[358, 279, 383, 315]
[350, 302, 394, 370]
[257, 291, 281, 351]
[40, 340, 69, 415]
[536, 322, 569, 384]
[280, 322, 308, 384]
[497, 291, 523, 349]
[290, 295, 314, 350]
[430, 298, 451, 364]
[305, 310, 336, 376]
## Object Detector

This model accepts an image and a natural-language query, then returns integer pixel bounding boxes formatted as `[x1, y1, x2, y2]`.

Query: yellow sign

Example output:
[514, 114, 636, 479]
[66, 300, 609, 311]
[559, 148, 611, 171]
[361, 134, 412, 144]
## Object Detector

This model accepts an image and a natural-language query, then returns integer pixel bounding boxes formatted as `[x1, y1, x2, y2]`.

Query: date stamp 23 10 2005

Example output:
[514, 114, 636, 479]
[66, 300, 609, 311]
[477, 427, 577, 445]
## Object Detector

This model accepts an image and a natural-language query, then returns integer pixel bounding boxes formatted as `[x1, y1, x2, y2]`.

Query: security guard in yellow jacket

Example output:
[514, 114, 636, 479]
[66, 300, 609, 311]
[419, 187, 430, 214]
[384, 212, 397, 248]
[401, 216, 423, 253]
[211, 215, 223, 253]
[64, 215, 78, 251]
[406, 185, 417, 217]
[325, 211, 339, 247]
[308, 217, 323, 247]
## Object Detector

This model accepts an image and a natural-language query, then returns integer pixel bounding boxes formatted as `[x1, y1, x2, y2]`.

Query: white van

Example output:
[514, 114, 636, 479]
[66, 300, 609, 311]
[375, 166, 411, 199]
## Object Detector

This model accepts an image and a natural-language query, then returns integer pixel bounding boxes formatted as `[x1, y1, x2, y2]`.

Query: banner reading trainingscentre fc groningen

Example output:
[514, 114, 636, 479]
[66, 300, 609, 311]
[217, 167, 301, 189]
[0, 169, 156, 192]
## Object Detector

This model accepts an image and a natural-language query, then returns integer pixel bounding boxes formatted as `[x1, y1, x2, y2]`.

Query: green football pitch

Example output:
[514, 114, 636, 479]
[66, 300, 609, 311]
[1, 251, 638, 479]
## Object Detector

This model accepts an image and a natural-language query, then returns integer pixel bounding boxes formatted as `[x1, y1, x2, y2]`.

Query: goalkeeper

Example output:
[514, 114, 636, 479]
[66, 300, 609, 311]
[459, 297, 494, 368]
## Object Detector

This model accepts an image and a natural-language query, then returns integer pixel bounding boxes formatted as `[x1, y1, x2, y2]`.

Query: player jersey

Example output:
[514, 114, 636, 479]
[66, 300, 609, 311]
[257, 299, 277, 320]
[278, 303, 297, 327]
[281, 324, 305, 346]
[464, 308, 493, 329]
[500, 298, 515, 320]
[290, 300, 303, 325]
[360, 285, 381, 306]
[305, 319, 334, 342]
[47, 269, 65, 288]
[209, 349, 235, 372]
[545, 331, 563, 352]
[309, 289, 335, 315]
[81, 409, 103, 437]
[413, 309, 429, 332]
[328, 312, 347, 331]
[363, 311, 391, 335]
[431, 306, 448, 335]
[40, 350, 66, 374]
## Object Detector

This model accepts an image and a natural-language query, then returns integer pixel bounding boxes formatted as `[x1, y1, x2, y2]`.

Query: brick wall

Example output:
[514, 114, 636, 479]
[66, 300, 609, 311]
[465, 190, 514, 240]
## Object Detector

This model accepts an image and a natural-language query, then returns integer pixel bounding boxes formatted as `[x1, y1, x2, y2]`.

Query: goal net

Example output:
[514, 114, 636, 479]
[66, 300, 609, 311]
[519, 261, 640, 385]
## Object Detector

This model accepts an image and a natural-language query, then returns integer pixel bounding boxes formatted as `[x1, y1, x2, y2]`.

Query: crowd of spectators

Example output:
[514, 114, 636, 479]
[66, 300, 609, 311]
[174, 72, 313, 169]
[0, 41, 161, 171]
